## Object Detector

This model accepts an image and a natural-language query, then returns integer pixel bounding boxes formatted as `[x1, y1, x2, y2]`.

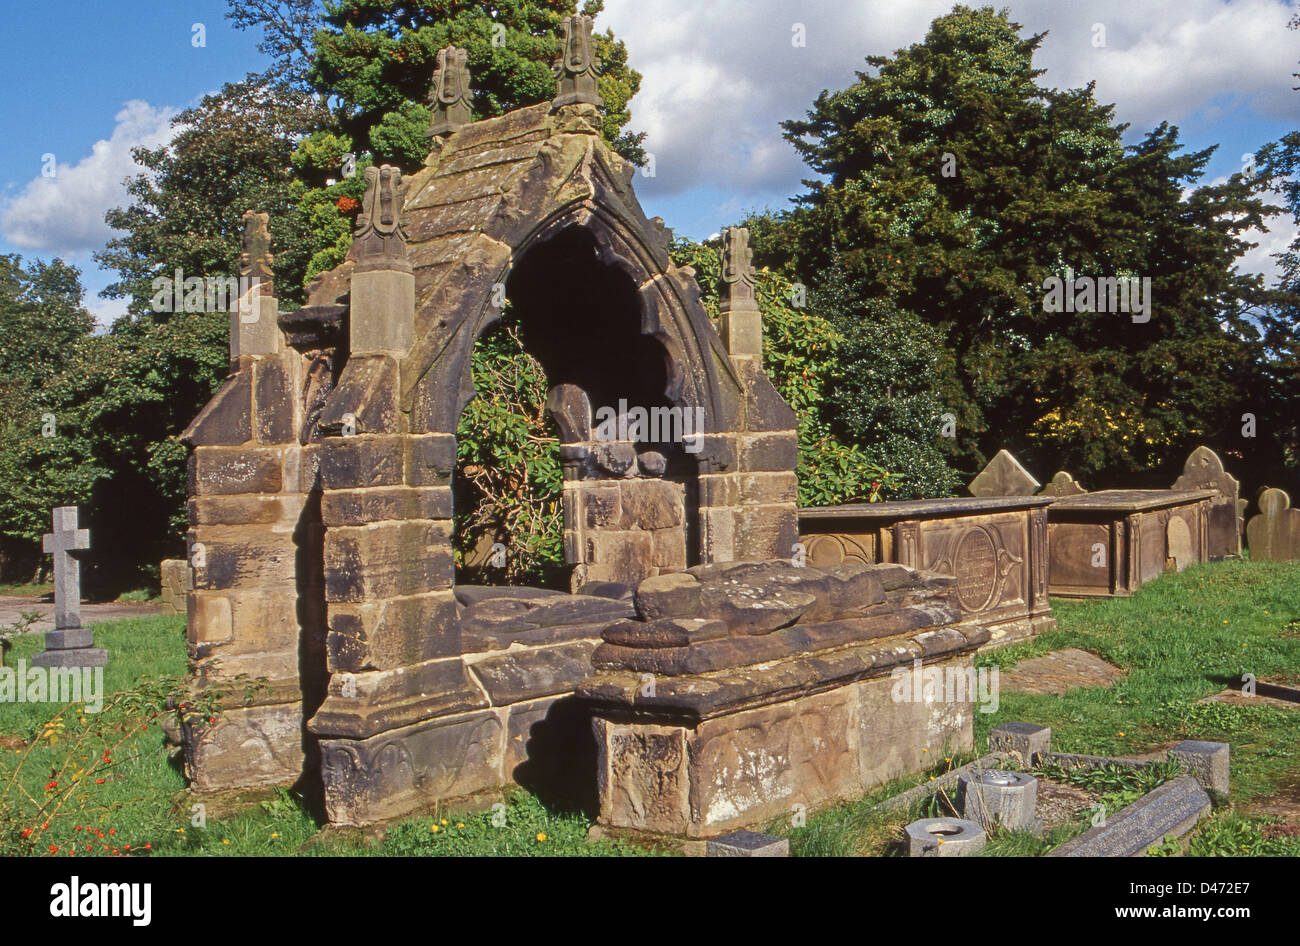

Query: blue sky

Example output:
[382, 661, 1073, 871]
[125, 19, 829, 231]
[2, 0, 1297, 325]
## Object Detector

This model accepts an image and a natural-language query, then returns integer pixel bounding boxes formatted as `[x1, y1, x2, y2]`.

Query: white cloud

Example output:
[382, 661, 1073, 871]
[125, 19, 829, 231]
[0, 101, 178, 254]
[601, 0, 1300, 198]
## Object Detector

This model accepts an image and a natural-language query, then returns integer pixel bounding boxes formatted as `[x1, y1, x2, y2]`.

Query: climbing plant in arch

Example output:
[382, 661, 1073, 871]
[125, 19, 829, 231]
[453, 303, 564, 586]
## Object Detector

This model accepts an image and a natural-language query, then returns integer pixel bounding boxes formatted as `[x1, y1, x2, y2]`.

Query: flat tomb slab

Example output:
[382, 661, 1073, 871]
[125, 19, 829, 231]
[1049, 776, 1210, 856]
[1001, 648, 1124, 696]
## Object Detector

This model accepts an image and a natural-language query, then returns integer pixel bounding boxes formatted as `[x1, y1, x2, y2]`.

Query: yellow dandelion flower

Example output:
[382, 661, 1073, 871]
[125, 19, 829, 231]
[456, 822, 464, 828]
[440, 819, 448, 826]
[431, 824, 440, 833]
[536, 832, 547, 842]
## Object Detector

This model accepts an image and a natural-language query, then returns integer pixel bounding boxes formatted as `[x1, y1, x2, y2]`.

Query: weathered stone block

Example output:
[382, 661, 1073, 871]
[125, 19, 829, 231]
[652, 528, 687, 569]
[466, 639, 598, 706]
[1049, 776, 1211, 857]
[318, 436, 404, 489]
[193, 446, 283, 495]
[1168, 740, 1230, 797]
[619, 479, 683, 530]
[582, 485, 622, 529]
[959, 769, 1038, 832]
[189, 495, 300, 527]
[634, 572, 701, 620]
[253, 358, 295, 443]
[738, 472, 798, 507]
[988, 721, 1051, 763]
[595, 718, 690, 836]
[186, 701, 305, 793]
[705, 830, 790, 857]
[739, 433, 797, 473]
[196, 527, 299, 591]
[322, 485, 453, 526]
[324, 520, 454, 602]
[187, 592, 232, 646]
[858, 667, 974, 788]
[320, 709, 503, 824]
[327, 591, 460, 672]
[405, 433, 458, 486]
[688, 687, 859, 835]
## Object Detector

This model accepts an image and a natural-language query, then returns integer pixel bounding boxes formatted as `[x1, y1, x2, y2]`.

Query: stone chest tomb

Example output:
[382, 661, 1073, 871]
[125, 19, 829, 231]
[178, 19, 986, 833]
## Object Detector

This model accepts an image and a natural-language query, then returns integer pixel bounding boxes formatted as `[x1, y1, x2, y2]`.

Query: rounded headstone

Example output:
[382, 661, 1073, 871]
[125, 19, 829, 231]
[959, 769, 1038, 832]
[904, 817, 987, 857]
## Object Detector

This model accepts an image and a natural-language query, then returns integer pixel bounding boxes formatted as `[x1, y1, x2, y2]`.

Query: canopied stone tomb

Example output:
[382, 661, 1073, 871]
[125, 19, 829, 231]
[179, 20, 985, 829]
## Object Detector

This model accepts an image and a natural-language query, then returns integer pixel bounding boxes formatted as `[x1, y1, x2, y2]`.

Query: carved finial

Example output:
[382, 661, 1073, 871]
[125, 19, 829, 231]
[350, 165, 409, 271]
[718, 226, 762, 360]
[552, 14, 601, 107]
[426, 45, 473, 137]
[240, 210, 273, 291]
[719, 227, 756, 311]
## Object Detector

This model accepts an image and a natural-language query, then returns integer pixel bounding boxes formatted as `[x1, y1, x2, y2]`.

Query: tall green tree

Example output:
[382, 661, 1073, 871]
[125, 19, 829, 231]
[0, 257, 99, 581]
[777, 5, 1282, 484]
[309, 0, 645, 169]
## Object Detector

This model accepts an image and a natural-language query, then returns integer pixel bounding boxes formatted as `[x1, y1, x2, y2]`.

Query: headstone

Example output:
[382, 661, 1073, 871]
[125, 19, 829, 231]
[32, 507, 107, 668]
[1039, 470, 1085, 497]
[1165, 517, 1193, 572]
[968, 449, 1039, 497]
[1246, 488, 1300, 561]
[1171, 446, 1241, 559]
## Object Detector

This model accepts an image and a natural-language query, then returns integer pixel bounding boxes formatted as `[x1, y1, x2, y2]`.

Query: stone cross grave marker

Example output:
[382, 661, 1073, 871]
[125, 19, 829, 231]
[33, 506, 107, 668]
[968, 449, 1040, 498]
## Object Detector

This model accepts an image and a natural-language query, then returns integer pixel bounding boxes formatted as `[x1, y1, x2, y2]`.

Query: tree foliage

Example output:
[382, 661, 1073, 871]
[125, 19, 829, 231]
[774, 5, 1287, 486]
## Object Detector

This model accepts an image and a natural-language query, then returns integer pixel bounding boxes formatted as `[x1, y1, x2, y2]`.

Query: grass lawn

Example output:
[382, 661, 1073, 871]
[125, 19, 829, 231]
[1, 558, 1297, 857]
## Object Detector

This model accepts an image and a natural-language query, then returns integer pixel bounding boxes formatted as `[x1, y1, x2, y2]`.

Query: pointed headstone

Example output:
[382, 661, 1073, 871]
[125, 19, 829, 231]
[552, 14, 601, 107]
[1171, 446, 1241, 559]
[969, 450, 1040, 498]
[1040, 470, 1085, 497]
[426, 45, 473, 137]
[1246, 488, 1300, 561]
[33, 507, 106, 668]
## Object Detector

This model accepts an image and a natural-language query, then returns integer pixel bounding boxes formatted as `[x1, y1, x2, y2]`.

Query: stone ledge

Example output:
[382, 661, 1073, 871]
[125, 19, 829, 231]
[578, 622, 988, 724]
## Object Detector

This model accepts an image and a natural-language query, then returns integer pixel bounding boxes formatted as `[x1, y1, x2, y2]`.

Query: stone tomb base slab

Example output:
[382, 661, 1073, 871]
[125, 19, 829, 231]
[590, 662, 975, 839]
[1001, 648, 1124, 696]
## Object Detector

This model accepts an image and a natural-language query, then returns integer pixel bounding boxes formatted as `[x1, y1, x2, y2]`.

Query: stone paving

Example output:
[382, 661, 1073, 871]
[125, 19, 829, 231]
[1001, 647, 1125, 696]
[0, 595, 162, 634]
